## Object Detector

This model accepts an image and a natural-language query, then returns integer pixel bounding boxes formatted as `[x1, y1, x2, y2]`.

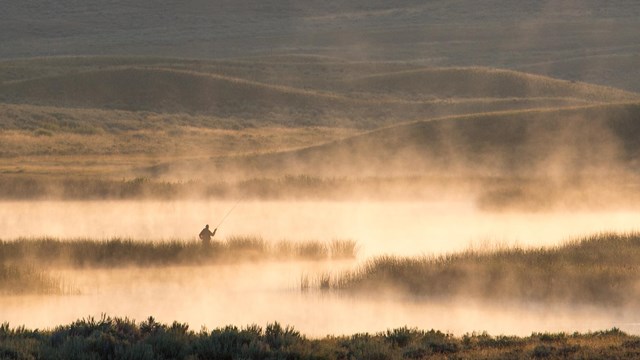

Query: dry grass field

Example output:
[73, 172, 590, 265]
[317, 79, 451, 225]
[1, 56, 638, 203]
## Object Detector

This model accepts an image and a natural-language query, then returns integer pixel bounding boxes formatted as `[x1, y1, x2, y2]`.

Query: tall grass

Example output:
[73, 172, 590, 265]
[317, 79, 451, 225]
[0, 264, 69, 295]
[0, 315, 637, 359]
[327, 232, 640, 305]
[330, 239, 358, 259]
[0, 237, 358, 268]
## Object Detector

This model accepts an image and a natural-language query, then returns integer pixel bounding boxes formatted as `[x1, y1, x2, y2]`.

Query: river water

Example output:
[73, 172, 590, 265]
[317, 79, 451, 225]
[2, 200, 640, 336]
[3, 200, 640, 256]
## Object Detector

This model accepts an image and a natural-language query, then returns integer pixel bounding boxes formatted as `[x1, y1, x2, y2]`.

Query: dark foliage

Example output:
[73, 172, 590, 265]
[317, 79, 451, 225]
[1, 317, 639, 360]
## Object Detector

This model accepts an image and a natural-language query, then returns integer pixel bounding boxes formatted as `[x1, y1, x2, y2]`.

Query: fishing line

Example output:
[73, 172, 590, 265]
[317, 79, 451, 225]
[215, 199, 242, 229]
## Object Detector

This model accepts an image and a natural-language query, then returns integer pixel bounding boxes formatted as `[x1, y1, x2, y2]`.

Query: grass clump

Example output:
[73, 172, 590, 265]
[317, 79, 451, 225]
[330, 239, 358, 259]
[328, 232, 640, 305]
[0, 264, 68, 295]
[1, 316, 639, 359]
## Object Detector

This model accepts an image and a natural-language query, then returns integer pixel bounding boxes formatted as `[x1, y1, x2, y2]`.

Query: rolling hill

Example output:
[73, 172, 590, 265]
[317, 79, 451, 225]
[2, 56, 639, 197]
[0, 58, 637, 132]
[341, 67, 637, 102]
[2, 1, 639, 94]
[163, 103, 640, 179]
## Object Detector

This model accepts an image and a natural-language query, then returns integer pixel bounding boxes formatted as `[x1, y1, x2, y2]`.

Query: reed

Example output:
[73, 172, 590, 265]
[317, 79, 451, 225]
[328, 232, 640, 305]
[0, 264, 69, 295]
[0, 237, 358, 268]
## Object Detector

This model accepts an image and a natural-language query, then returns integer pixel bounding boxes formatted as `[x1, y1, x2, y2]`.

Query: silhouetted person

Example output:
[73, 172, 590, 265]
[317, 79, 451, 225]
[199, 224, 217, 245]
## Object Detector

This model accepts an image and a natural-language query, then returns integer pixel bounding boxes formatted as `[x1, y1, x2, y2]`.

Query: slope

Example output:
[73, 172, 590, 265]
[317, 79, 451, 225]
[2, 0, 640, 96]
[202, 103, 640, 178]
[1, 59, 637, 131]
[342, 67, 637, 102]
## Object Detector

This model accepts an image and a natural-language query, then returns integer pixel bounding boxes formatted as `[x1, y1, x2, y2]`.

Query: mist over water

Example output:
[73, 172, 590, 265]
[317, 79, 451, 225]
[0, 262, 638, 337]
[2, 262, 640, 337]
[3, 200, 640, 336]
[2, 200, 640, 256]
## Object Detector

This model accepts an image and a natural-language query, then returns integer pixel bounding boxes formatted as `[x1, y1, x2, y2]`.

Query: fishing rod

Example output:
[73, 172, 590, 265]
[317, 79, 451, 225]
[214, 199, 242, 230]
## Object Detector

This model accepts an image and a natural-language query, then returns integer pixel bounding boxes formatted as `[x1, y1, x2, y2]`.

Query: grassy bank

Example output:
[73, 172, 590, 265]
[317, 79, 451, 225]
[0, 237, 357, 269]
[326, 232, 640, 305]
[0, 316, 637, 359]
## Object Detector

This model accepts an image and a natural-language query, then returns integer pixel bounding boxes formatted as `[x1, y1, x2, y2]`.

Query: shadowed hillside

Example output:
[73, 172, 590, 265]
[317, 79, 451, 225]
[192, 103, 640, 179]
[0, 67, 377, 128]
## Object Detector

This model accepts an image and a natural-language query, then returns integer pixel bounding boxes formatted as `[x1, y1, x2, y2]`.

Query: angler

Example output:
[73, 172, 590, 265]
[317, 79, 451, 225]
[199, 224, 217, 245]
[199, 200, 241, 245]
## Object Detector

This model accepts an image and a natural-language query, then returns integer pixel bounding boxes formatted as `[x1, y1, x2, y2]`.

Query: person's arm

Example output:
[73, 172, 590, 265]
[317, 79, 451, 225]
[212, 228, 217, 237]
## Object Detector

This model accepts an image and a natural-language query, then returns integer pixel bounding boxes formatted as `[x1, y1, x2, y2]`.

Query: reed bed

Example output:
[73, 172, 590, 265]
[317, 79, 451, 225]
[0, 237, 358, 268]
[326, 232, 640, 305]
[0, 264, 69, 295]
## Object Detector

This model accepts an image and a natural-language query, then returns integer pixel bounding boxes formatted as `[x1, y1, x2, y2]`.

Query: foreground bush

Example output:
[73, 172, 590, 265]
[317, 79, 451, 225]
[0, 316, 638, 359]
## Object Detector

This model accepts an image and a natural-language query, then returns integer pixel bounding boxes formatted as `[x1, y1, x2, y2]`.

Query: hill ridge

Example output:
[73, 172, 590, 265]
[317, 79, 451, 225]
[343, 66, 639, 102]
[181, 101, 640, 178]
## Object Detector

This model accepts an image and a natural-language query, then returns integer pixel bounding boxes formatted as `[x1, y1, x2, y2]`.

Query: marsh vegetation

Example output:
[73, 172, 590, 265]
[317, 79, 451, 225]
[0, 237, 356, 296]
[4, 230, 640, 336]
[0, 264, 68, 295]
[324, 232, 640, 306]
[0, 237, 357, 268]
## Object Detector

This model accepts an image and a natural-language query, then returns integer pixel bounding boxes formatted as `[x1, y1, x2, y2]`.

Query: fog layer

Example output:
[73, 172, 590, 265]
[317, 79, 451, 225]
[2, 263, 640, 337]
[2, 200, 640, 257]
[3, 200, 640, 335]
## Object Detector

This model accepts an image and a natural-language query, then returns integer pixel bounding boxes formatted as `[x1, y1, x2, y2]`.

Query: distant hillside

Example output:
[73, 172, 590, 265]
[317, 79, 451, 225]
[516, 54, 640, 94]
[189, 103, 640, 178]
[1, 58, 636, 130]
[343, 67, 637, 102]
[0, 67, 384, 128]
[0, 67, 348, 117]
[2, 1, 639, 93]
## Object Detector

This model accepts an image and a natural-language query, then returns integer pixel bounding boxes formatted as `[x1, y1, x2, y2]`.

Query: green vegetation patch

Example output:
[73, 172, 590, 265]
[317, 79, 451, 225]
[0, 316, 637, 360]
